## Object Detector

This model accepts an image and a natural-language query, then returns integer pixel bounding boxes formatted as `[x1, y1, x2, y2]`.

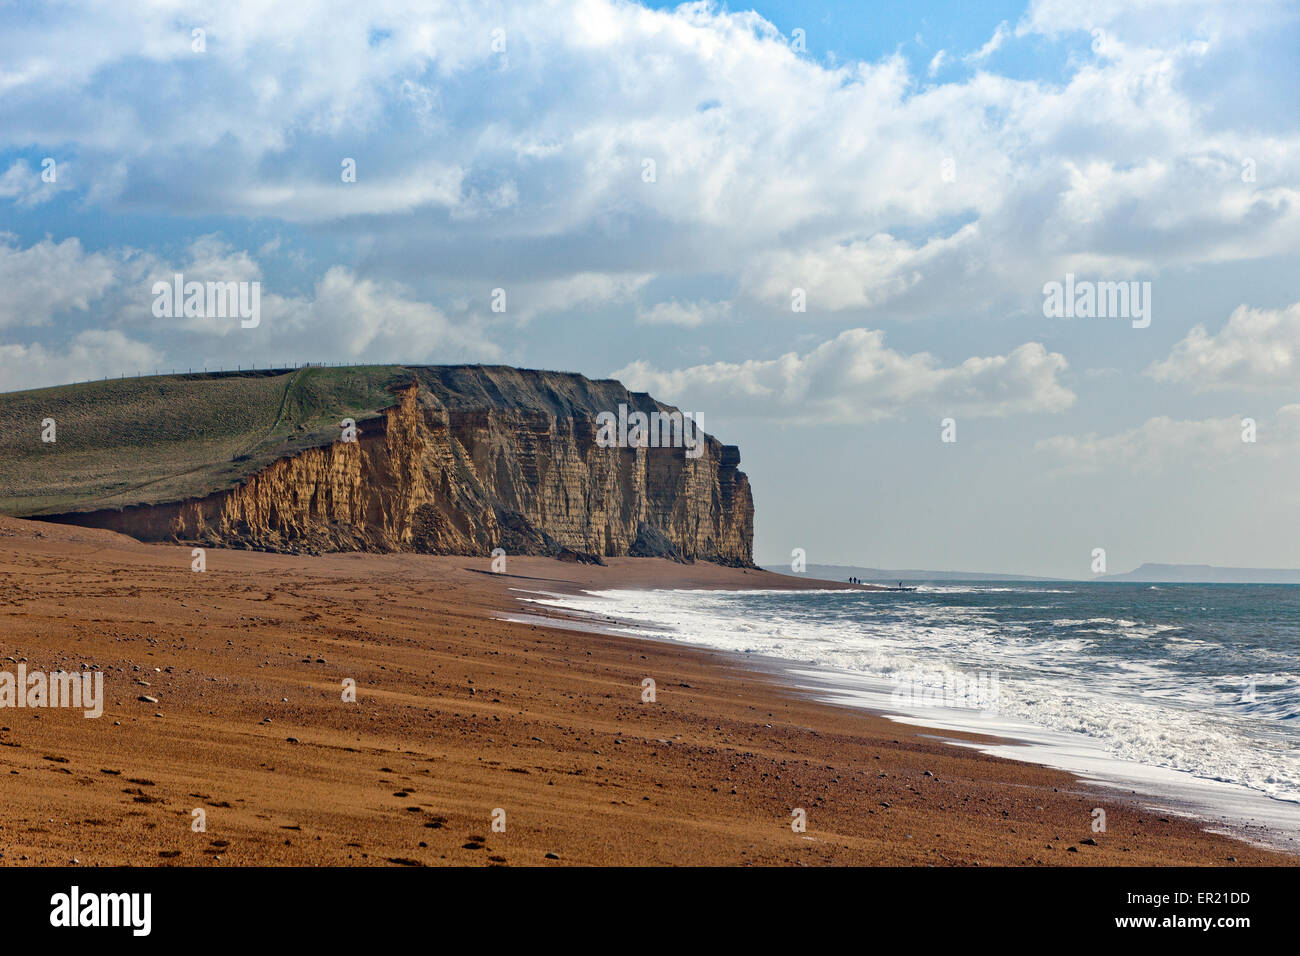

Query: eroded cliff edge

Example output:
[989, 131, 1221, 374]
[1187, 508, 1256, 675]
[27, 366, 754, 566]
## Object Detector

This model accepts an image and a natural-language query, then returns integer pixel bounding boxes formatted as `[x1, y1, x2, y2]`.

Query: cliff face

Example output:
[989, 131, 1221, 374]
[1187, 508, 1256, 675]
[54, 368, 754, 566]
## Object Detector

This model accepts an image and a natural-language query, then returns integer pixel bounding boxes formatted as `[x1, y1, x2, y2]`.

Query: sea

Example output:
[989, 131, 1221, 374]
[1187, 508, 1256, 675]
[511, 581, 1300, 849]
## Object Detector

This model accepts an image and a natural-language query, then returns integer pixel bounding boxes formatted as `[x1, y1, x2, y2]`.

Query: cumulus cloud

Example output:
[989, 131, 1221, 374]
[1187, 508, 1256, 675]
[0, 0, 1293, 310]
[741, 227, 977, 312]
[2, 0, 1298, 418]
[1036, 405, 1300, 473]
[613, 329, 1074, 423]
[0, 330, 165, 392]
[507, 272, 651, 323]
[0, 159, 69, 206]
[635, 299, 731, 327]
[263, 267, 499, 360]
[168, 235, 262, 285]
[0, 235, 117, 327]
[1146, 302, 1300, 389]
[0, 234, 501, 388]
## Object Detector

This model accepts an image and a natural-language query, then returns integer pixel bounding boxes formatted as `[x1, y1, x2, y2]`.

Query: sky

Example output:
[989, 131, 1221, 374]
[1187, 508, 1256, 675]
[1, 0, 1299, 577]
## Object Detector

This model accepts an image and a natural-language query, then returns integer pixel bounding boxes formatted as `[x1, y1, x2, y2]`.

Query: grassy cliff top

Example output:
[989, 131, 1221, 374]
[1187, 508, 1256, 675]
[0, 364, 694, 517]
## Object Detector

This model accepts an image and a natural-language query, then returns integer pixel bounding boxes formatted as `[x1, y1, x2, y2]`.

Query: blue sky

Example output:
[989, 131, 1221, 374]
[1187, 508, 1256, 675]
[2, 0, 1299, 576]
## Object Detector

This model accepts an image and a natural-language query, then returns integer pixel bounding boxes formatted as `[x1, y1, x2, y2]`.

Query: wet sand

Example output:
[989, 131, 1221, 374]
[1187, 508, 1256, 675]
[0, 516, 1290, 866]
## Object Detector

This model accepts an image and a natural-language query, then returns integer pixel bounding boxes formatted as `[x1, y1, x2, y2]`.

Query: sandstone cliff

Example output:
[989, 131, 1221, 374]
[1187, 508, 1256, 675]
[11, 366, 753, 566]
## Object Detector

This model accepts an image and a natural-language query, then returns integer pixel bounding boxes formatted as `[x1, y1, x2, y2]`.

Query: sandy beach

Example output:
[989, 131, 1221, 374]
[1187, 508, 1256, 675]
[0, 515, 1291, 866]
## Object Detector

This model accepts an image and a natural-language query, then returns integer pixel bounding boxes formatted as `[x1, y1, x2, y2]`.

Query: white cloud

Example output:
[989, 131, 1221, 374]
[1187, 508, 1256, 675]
[1146, 302, 1300, 389]
[0, 234, 502, 387]
[1, 0, 1297, 405]
[927, 50, 947, 76]
[1017, 0, 1294, 38]
[965, 22, 1010, 62]
[613, 328, 1074, 423]
[0, 0, 1292, 306]
[175, 235, 262, 285]
[0, 330, 164, 392]
[224, 161, 464, 223]
[0, 235, 117, 327]
[1036, 405, 1300, 473]
[742, 226, 977, 312]
[507, 271, 651, 323]
[635, 298, 730, 327]
[264, 267, 499, 360]
[0, 159, 69, 206]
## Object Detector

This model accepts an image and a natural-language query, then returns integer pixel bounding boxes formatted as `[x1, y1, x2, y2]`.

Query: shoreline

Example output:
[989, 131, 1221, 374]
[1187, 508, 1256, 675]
[0, 516, 1292, 866]
[508, 587, 1300, 856]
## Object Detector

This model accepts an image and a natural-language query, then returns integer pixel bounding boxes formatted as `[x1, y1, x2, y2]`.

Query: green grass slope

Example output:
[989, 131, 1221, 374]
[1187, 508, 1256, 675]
[0, 366, 412, 516]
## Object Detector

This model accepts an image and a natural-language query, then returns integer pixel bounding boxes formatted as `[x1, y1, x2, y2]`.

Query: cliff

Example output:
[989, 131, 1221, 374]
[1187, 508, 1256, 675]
[0, 365, 754, 566]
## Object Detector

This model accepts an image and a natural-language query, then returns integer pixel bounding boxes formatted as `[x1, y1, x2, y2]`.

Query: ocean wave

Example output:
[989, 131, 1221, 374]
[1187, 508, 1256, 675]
[525, 586, 1300, 807]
